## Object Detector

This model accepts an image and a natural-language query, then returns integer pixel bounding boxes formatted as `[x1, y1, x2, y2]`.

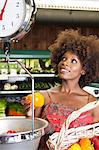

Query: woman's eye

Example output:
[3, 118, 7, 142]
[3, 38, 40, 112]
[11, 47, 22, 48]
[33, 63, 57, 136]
[62, 57, 66, 61]
[71, 59, 77, 64]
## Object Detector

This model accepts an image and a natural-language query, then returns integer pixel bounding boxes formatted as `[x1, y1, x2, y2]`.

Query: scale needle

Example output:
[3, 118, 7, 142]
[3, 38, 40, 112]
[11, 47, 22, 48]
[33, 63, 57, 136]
[0, 0, 8, 20]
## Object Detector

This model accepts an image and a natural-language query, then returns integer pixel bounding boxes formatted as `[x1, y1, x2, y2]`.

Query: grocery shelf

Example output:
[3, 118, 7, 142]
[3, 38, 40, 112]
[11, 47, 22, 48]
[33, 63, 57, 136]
[0, 90, 32, 94]
[0, 49, 51, 59]
[0, 73, 55, 80]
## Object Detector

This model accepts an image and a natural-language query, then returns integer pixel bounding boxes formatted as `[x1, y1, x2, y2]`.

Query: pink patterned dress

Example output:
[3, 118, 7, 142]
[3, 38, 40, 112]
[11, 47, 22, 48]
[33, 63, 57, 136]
[38, 101, 93, 150]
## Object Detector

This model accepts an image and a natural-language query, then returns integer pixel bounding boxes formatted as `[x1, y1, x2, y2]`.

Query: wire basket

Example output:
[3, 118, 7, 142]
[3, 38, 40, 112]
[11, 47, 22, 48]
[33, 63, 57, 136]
[47, 98, 99, 150]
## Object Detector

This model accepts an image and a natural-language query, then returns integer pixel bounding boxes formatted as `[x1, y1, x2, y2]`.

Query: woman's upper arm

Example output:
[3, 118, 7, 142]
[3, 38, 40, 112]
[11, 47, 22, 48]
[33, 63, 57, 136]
[93, 97, 99, 122]
[93, 106, 99, 122]
[89, 96, 99, 122]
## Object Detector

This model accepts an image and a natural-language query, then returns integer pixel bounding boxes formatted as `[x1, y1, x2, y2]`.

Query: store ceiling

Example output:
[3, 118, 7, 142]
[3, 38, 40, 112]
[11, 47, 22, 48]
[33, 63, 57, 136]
[35, 0, 99, 26]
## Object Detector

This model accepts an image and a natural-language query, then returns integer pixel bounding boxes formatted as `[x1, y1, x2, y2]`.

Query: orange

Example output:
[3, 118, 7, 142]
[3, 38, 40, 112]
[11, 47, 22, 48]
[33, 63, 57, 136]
[26, 92, 44, 107]
[34, 92, 44, 107]
[79, 138, 94, 150]
[26, 94, 32, 103]
[79, 138, 91, 147]
[81, 145, 94, 150]
[68, 143, 81, 150]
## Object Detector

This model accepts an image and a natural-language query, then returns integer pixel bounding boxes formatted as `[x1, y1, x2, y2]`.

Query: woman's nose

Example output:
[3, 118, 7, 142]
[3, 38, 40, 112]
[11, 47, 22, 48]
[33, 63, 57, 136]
[62, 59, 69, 66]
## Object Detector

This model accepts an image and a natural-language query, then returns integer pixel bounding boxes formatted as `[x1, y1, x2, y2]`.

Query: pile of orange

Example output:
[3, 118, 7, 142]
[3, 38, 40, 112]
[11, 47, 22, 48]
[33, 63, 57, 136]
[26, 92, 44, 107]
[68, 138, 94, 150]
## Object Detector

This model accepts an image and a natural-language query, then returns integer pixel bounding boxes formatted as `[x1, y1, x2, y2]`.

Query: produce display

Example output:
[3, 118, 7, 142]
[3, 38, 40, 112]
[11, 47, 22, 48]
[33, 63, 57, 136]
[6, 102, 26, 116]
[2, 78, 58, 91]
[0, 97, 7, 117]
[0, 58, 54, 74]
[39, 58, 54, 73]
[0, 97, 26, 117]
[4, 83, 18, 90]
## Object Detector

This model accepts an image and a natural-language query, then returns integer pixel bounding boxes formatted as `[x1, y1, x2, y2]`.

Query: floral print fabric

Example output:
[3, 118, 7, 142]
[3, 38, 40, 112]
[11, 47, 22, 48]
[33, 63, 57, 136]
[41, 101, 93, 133]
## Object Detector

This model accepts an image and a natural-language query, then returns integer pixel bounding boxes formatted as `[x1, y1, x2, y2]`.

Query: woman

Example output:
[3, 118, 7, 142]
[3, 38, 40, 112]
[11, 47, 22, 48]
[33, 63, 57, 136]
[22, 29, 99, 149]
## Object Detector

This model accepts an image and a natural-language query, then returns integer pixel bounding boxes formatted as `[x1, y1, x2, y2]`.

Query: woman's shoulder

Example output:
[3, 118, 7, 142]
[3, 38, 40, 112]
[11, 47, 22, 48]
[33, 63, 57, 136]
[82, 89, 96, 103]
[87, 94, 99, 123]
[39, 86, 60, 104]
[39, 88, 56, 105]
[87, 93, 97, 103]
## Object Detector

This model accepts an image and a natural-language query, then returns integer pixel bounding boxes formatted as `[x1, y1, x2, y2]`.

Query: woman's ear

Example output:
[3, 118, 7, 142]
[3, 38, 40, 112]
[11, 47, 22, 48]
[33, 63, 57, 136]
[81, 70, 86, 75]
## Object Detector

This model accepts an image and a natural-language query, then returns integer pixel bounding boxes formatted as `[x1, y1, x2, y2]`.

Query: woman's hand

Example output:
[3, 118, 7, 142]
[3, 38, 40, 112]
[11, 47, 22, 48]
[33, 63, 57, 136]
[21, 92, 44, 117]
[21, 96, 33, 117]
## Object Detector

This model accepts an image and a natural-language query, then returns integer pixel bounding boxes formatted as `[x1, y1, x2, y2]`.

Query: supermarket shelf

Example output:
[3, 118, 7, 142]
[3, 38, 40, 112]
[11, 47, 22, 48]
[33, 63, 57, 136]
[0, 49, 51, 59]
[0, 90, 32, 94]
[0, 73, 55, 80]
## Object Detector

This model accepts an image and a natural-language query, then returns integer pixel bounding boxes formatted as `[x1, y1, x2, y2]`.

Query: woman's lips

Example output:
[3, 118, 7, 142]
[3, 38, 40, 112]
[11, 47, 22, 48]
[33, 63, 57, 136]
[60, 67, 70, 73]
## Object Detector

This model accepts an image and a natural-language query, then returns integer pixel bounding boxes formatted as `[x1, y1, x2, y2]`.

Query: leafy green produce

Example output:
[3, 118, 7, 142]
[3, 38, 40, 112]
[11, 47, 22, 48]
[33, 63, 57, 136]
[39, 59, 52, 71]
[0, 97, 7, 108]
[7, 102, 25, 114]
[0, 97, 7, 117]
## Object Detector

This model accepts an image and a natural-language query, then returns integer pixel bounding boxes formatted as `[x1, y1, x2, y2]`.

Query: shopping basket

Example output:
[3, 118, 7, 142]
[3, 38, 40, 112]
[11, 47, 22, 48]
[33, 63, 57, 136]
[47, 98, 99, 150]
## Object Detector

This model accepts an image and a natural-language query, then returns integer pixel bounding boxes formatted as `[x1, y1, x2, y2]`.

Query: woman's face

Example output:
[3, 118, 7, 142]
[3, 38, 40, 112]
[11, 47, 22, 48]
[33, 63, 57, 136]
[58, 51, 84, 81]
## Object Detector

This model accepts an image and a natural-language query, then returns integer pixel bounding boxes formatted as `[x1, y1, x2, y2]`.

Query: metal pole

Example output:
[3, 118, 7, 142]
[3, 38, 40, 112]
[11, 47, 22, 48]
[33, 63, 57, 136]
[2, 41, 35, 137]
[9, 59, 35, 137]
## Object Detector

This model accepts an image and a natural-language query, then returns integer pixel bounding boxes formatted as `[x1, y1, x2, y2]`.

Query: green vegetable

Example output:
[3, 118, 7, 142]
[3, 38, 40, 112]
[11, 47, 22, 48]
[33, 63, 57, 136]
[0, 97, 7, 108]
[0, 97, 7, 117]
[7, 102, 25, 114]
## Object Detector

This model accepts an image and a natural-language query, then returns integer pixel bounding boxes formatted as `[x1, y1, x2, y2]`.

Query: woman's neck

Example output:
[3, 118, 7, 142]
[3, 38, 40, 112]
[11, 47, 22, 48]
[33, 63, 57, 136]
[60, 80, 81, 94]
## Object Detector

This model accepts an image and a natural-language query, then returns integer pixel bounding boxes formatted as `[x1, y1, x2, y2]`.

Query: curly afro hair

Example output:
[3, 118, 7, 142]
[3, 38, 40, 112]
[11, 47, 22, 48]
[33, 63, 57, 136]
[48, 29, 99, 87]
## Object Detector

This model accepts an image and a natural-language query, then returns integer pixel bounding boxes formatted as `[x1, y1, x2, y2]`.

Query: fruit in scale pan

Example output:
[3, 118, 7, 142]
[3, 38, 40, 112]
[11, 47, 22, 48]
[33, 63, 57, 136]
[26, 92, 44, 107]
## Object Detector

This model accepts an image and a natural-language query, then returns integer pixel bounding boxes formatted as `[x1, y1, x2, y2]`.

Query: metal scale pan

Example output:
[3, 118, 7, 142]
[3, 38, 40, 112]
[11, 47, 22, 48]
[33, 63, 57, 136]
[0, 117, 48, 150]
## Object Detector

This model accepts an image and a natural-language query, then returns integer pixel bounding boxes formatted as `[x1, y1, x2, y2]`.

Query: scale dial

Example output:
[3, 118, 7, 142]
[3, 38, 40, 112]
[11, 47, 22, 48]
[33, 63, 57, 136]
[0, 0, 36, 41]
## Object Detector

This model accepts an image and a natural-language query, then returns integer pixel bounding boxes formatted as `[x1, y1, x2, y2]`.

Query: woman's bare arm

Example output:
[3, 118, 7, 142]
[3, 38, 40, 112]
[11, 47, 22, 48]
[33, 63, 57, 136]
[89, 95, 99, 123]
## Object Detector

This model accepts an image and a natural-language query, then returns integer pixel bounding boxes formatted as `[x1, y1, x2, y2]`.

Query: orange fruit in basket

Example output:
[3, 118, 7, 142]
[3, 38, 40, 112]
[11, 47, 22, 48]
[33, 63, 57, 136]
[80, 145, 94, 150]
[68, 143, 81, 150]
[26, 92, 44, 107]
[81, 146, 94, 150]
[79, 138, 91, 147]
[79, 138, 95, 150]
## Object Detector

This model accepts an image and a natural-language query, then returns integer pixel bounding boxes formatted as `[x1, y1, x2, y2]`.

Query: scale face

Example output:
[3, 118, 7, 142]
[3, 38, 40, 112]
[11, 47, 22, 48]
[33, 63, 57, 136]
[0, 0, 26, 37]
[0, 0, 36, 41]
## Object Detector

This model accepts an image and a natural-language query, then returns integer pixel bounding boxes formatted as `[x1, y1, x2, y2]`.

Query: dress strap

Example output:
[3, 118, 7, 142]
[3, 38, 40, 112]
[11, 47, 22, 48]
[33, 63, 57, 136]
[87, 93, 91, 103]
[47, 90, 52, 102]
